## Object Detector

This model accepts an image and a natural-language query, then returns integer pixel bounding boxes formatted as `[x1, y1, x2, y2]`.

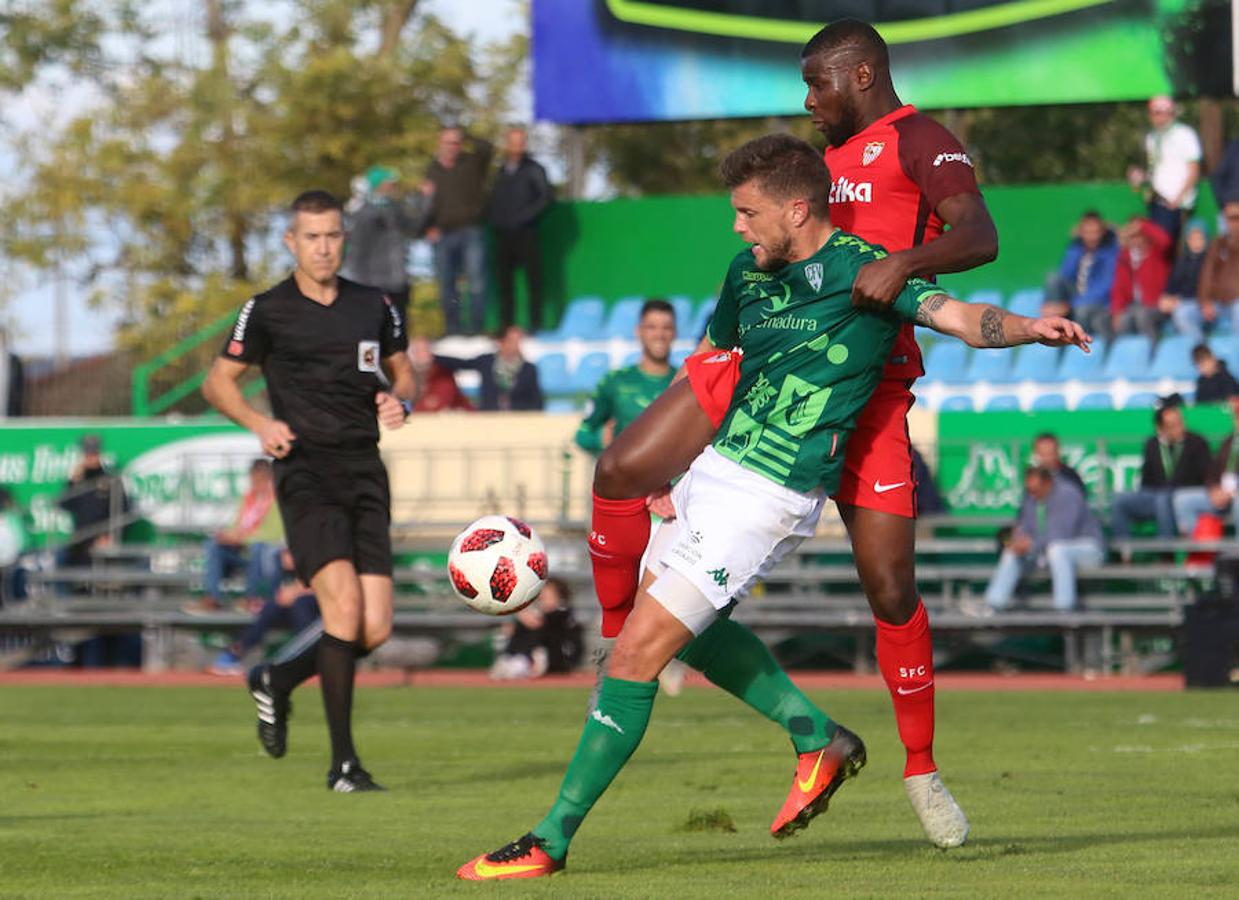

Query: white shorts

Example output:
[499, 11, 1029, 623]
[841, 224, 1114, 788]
[657, 446, 825, 611]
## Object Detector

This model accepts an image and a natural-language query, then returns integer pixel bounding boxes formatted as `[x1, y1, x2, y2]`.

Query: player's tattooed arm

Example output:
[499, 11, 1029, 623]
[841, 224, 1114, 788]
[918, 296, 1090, 351]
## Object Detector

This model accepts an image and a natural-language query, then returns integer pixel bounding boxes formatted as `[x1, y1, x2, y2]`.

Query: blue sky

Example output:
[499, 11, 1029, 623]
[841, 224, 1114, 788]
[2, 0, 523, 359]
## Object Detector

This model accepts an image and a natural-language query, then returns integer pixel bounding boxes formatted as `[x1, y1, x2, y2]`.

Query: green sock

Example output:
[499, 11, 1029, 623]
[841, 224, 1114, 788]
[678, 616, 835, 753]
[532, 676, 658, 861]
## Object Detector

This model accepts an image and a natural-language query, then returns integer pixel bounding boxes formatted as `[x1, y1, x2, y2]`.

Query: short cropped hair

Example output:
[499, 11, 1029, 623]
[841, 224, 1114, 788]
[640, 298, 675, 321]
[1191, 343, 1214, 363]
[801, 18, 889, 67]
[1033, 432, 1059, 446]
[290, 190, 343, 216]
[719, 134, 830, 218]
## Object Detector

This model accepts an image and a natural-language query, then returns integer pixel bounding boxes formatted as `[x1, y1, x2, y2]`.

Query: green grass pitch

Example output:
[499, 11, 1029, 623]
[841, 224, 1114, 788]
[2, 682, 1238, 898]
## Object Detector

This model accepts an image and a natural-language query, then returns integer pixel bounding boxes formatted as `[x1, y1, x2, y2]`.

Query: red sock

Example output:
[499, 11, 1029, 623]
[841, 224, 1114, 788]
[589, 492, 651, 638]
[874, 599, 936, 777]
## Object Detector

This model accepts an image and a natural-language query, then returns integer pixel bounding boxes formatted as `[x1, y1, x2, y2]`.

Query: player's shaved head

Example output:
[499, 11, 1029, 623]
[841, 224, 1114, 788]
[801, 19, 889, 69]
[720, 133, 830, 219]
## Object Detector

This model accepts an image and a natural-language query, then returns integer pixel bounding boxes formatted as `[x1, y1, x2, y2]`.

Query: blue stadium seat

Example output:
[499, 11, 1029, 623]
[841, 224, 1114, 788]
[620, 350, 641, 368]
[544, 397, 579, 414]
[1210, 335, 1239, 375]
[550, 297, 605, 340]
[568, 352, 612, 393]
[1058, 338, 1108, 381]
[669, 296, 695, 332]
[1124, 392, 1160, 409]
[984, 395, 1021, 411]
[965, 289, 1003, 308]
[1148, 334, 1198, 380]
[1031, 393, 1067, 411]
[1010, 344, 1062, 382]
[1102, 335, 1152, 380]
[965, 349, 1013, 384]
[922, 341, 970, 384]
[1077, 392, 1115, 410]
[1006, 288, 1045, 318]
[534, 353, 570, 395]
[604, 297, 645, 339]
[938, 395, 974, 412]
[691, 298, 717, 340]
[670, 347, 691, 368]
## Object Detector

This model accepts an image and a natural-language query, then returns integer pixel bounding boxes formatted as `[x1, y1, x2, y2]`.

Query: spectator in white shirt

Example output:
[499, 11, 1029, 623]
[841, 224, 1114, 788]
[1128, 95, 1202, 244]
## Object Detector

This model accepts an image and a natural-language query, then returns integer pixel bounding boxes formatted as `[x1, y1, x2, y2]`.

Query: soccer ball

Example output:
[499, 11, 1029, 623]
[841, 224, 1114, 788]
[447, 515, 548, 615]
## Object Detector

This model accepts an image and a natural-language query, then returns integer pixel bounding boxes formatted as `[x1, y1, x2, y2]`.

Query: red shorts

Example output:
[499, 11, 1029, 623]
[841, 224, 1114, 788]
[684, 349, 742, 428]
[832, 379, 918, 518]
[687, 352, 918, 518]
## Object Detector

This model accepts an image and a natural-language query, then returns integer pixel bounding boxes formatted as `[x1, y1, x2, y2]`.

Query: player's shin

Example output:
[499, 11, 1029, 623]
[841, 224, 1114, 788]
[874, 599, 936, 776]
[531, 676, 658, 861]
[678, 616, 835, 752]
[589, 493, 652, 637]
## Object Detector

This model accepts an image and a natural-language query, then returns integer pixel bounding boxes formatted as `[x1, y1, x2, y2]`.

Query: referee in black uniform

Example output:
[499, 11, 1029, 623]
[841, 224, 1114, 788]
[204, 189, 417, 792]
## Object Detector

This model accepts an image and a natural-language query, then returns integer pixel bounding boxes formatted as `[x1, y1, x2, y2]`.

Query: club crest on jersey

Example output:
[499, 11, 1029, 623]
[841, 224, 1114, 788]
[805, 262, 824, 292]
[862, 141, 885, 166]
[357, 340, 380, 373]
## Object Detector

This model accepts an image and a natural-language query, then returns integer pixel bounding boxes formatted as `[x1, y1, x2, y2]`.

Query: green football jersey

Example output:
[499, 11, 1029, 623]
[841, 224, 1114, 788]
[575, 364, 676, 454]
[707, 230, 946, 494]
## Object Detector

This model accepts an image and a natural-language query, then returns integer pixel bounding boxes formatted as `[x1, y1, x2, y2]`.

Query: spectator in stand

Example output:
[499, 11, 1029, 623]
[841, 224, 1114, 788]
[1032, 432, 1087, 495]
[1211, 139, 1239, 212]
[425, 126, 494, 335]
[184, 459, 284, 614]
[1110, 401, 1211, 539]
[1111, 217, 1173, 341]
[489, 576, 584, 680]
[0, 487, 29, 605]
[1164, 220, 1212, 340]
[1172, 394, 1239, 535]
[0, 327, 24, 417]
[488, 126, 554, 332]
[977, 466, 1105, 613]
[1192, 343, 1239, 403]
[341, 165, 431, 325]
[435, 324, 543, 411]
[575, 299, 677, 455]
[1041, 210, 1118, 339]
[406, 336, 474, 413]
[1187, 200, 1239, 335]
[57, 434, 130, 569]
[1128, 95, 1202, 243]
[208, 556, 321, 676]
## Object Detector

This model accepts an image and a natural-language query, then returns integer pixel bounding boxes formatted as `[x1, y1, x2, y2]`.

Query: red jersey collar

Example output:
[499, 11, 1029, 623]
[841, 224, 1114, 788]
[844, 104, 917, 146]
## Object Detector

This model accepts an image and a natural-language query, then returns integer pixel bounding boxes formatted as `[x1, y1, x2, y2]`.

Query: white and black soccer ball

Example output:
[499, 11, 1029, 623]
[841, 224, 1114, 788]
[447, 515, 547, 615]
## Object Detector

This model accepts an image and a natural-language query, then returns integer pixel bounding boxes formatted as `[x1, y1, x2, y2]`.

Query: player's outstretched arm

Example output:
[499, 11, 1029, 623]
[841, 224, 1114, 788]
[916, 295, 1092, 351]
[203, 357, 299, 457]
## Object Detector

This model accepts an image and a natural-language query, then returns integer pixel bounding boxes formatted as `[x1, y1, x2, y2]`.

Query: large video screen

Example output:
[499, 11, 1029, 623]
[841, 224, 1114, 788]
[532, 0, 1233, 124]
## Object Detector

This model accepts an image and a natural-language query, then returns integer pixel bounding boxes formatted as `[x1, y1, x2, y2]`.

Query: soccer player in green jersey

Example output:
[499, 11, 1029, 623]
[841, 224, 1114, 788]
[574, 299, 677, 456]
[457, 134, 1089, 880]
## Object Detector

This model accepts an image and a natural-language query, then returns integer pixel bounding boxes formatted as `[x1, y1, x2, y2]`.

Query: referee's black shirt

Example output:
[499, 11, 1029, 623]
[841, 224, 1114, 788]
[221, 276, 408, 450]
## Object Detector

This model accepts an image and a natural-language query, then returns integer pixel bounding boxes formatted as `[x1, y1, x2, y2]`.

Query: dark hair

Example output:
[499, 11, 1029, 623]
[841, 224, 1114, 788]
[1080, 209, 1102, 221]
[1191, 343, 1214, 363]
[719, 134, 830, 218]
[543, 575, 571, 607]
[250, 458, 273, 475]
[1025, 465, 1054, 483]
[1153, 394, 1185, 426]
[801, 19, 889, 67]
[290, 190, 343, 215]
[1033, 432, 1059, 446]
[0, 486, 11, 510]
[640, 298, 675, 322]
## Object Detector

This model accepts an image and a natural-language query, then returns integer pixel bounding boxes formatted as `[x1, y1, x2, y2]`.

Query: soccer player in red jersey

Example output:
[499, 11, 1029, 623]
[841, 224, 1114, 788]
[585, 20, 997, 848]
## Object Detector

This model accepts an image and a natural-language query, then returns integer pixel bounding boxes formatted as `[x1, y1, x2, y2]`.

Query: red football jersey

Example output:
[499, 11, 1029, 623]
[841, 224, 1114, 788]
[824, 105, 981, 380]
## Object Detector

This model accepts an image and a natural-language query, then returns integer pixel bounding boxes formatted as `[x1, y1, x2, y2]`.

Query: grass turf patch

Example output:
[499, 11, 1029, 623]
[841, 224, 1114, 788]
[0, 683, 1237, 897]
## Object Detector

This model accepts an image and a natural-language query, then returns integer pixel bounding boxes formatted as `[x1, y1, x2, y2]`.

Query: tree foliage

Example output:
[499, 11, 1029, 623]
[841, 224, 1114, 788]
[1, 0, 525, 369]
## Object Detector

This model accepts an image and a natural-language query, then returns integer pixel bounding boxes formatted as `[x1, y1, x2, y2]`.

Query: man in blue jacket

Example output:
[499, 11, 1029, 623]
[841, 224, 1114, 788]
[981, 466, 1105, 612]
[1042, 211, 1119, 340]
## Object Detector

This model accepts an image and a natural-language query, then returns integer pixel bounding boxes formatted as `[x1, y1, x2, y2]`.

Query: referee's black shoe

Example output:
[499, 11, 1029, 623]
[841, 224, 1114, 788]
[247, 664, 291, 759]
[328, 759, 386, 793]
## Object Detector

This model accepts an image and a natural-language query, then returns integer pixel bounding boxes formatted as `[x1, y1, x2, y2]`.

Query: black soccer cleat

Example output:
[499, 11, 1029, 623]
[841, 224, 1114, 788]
[328, 758, 386, 793]
[247, 664, 291, 759]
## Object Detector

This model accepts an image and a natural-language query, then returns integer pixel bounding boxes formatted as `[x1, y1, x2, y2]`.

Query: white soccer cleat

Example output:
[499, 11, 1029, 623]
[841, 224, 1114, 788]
[904, 771, 970, 848]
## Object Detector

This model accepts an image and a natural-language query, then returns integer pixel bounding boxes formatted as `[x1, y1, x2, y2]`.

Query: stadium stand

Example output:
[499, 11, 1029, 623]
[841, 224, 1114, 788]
[1102, 335, 1153, 380]
[965, 349, 1013, 384]
[567, 352, 612, 393]
[602, 297, 644, 339]
[1005, 288, 1045, 318]
[543, 296, 605, 340]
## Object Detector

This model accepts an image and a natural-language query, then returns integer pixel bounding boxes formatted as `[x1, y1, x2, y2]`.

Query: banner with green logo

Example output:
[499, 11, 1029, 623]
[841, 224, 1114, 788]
[937, 406, 1235, 517]
[0, 421, 256, 547]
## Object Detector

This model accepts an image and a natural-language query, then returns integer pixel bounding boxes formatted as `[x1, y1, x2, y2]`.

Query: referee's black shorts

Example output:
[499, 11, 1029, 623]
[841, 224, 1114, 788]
[274, 446, 393, 584]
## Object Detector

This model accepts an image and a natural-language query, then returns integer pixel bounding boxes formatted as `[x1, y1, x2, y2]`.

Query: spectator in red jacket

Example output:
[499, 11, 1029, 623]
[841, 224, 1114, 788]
[1112, 217, 1173, 341]
[407, 336, 475, 413]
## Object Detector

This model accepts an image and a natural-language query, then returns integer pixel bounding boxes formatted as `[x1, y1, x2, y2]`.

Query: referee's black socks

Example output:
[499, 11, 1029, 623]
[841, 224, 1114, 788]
[318, 632, 359, 768]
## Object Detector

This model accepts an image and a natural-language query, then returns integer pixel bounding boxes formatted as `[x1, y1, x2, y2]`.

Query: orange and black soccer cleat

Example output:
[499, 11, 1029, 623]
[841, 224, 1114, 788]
[771, 724, 867, 839]
[456, 833, 564, 881]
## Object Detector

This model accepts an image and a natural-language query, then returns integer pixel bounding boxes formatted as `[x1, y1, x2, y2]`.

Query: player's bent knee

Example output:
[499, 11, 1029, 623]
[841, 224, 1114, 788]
[594, 447, 637, 499]
[362, 622, 392, 650]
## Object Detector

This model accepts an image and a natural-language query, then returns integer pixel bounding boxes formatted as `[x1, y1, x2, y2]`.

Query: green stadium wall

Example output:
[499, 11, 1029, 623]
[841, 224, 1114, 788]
[536, 180, 1218, 322]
